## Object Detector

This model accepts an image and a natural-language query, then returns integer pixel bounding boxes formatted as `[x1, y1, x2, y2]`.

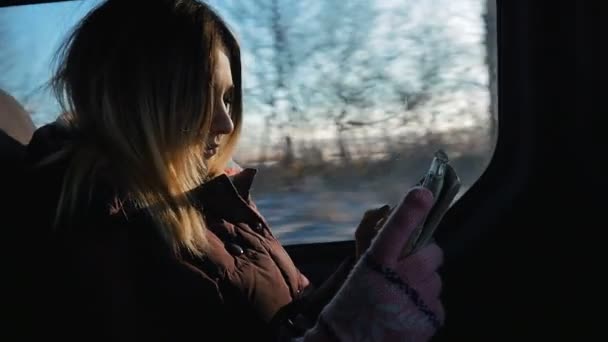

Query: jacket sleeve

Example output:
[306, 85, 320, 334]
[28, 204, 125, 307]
[297, 255, 356, 322]
[268, 255, 356, 340]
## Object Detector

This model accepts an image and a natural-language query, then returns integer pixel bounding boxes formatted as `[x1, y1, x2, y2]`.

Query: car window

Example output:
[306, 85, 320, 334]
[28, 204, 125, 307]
[0, 0, 497, 245]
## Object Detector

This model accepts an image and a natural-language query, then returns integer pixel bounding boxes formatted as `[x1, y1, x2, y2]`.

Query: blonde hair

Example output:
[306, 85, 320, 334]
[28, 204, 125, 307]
[50, 0, 242, 256]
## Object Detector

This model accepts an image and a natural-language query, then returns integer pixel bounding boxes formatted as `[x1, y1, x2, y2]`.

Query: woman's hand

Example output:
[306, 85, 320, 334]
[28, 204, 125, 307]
[366, 187, 445, 329]
[355, 205, 391, 259]
[296, 187, 444, 342]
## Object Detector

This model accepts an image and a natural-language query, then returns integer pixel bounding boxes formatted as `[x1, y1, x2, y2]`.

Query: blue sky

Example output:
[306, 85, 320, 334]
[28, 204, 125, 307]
[0, 0, 489, 154]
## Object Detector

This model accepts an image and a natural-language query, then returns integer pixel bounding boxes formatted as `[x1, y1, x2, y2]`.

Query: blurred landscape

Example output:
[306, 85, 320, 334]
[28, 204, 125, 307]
[246, 126, 493, 244]
[0, 0, 497, 244]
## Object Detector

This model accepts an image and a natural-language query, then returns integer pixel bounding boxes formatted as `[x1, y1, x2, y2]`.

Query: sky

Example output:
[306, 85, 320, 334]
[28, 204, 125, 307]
[0, 0, 490, 152]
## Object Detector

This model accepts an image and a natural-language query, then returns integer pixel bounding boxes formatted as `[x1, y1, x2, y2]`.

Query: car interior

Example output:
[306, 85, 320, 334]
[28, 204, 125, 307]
[1, 0, 600, 340]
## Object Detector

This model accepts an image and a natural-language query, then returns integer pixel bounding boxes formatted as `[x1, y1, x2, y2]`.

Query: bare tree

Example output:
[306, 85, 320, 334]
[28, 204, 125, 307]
[319, 8, 472, 159]
[294, 0, 381, 163]
[218, 0, 325, 163]
[216, 0, 487, 163]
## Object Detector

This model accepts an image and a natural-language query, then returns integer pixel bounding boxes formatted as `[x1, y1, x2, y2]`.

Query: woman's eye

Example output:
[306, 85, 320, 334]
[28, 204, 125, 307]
[223, 95, 232, 109]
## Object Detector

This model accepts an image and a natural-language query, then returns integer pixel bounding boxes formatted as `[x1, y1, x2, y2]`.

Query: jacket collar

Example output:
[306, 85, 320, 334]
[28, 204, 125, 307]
[229, 167, 257, 200]
[188, 168, 260, 223]
[26, 122, 261, 224]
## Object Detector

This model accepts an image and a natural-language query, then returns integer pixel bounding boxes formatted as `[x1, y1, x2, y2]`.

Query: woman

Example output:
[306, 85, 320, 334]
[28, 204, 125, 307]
[17, 1, 445, 341]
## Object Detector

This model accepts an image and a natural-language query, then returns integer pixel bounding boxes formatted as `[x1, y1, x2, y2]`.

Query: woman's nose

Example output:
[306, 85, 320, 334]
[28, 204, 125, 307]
[210, 105, 234, 135]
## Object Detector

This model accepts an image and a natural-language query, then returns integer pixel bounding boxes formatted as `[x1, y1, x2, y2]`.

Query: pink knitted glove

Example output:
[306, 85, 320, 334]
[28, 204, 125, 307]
[294, 187, 444, 342]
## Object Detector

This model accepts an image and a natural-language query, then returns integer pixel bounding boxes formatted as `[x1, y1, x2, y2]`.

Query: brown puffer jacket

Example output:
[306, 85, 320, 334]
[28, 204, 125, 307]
[14, 123, 354, 341]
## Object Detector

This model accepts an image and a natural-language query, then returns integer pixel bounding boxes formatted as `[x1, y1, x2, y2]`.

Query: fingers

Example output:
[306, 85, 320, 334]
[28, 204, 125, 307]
[356, 205, 391, 238]
[374, 205, 392, 229]
[430, 300, 446, 326]
[375, 205, 391, 222]
[394, 243, 445, 324]
[422, 272, 442, 299]
[370, 187, 434, 263]
[396, 243, 444, 282]
[355, 205, 391, 257]
[414, 272, 445, 326]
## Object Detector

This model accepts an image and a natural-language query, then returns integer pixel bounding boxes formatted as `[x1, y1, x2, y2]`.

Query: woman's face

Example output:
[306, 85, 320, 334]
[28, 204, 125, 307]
[204, 48, 235, 159]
